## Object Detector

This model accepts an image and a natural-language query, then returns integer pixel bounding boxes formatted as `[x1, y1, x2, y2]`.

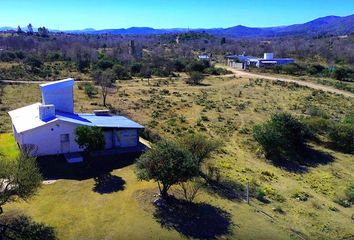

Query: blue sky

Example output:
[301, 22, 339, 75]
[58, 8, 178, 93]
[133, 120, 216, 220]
[0, 0, 353, 30]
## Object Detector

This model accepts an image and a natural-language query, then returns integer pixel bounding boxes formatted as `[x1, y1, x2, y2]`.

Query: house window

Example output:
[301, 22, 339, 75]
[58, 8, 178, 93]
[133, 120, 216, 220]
[60, 134, 70, 143]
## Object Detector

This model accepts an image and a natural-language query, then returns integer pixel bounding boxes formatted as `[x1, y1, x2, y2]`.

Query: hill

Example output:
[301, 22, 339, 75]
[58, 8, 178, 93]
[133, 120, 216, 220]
[1, 14, 353, 37]
[70, 14, 354, 37]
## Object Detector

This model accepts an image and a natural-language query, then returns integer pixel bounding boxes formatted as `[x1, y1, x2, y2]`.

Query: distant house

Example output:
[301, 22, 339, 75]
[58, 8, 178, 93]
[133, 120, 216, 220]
[225, 53, 295, 69]
[8, 79, 144, 161]
[198, 54, 210, 62]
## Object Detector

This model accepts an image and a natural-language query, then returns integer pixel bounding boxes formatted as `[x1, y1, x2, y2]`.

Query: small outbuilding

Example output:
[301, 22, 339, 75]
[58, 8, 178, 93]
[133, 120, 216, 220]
[8, 79, 144, 159]
[225, 53, 295, 69]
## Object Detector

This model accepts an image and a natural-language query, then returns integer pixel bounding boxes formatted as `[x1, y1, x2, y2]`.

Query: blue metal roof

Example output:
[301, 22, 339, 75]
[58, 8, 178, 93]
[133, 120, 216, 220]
[56, 111, 144, 129]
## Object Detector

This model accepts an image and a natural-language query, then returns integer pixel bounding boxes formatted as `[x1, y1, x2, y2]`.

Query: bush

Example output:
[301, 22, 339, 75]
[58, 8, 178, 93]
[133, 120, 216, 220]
[292, 191, 311, 201]
[0, 51, 17, 62]
[302, 117, 332, 135]
[186, 71, 204, 85]
[253, 112, 311, 161]
[307, 64, 326, 75]
[328, 122, 354, 153]
[203, 67, 230, 75]
[113, 64, 131, 80]
[84, 83, 98, 98]
[334, 197, 351, 208]
[255, 187, 267, 202]
[187, 61, 209, 73]
[345, 183, 354, 204]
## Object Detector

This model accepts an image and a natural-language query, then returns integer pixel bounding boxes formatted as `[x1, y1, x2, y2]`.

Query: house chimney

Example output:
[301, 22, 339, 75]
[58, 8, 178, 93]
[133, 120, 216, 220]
[39, 104, 55, 121]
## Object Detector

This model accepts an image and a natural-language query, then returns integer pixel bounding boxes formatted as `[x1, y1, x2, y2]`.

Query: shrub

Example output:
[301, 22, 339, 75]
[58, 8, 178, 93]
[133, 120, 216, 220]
[204, 67, 230, 75]
[186, 61, 209, 73]
[253, 112, 311, 161]
[334, 197, 351, 208]
[292, 191, 311, 201]
[328, 122, 354, 153]
[113, 64, 131, 80]
[84, 83, 98, 98]
[255, 187, 267, 202]
[96, 58, 114, 70]
[345, 183, 354, 204]
[302, 117, 332, 135]
[186, 71, 204, 85]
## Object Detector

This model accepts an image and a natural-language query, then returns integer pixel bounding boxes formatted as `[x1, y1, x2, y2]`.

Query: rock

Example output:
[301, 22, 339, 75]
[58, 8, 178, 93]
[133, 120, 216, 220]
[153, 198, 162, 206]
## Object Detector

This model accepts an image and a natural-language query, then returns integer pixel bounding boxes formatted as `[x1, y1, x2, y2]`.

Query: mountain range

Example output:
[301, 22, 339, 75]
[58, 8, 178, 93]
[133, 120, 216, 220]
[1, 14, 353, 37]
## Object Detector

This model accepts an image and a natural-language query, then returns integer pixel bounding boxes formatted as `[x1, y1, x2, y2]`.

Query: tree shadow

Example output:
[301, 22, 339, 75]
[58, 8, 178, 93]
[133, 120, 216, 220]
[154, 197, 232, 239]
[203, 178, 245, 202]
[92, 173, 126, 194]
[37, 152, 141, 181]
[270, 146, 334, 173]
[0, 214, 56, 240]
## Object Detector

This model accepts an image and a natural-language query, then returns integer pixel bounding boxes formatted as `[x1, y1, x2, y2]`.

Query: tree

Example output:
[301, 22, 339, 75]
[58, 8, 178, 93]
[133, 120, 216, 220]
[136, 140, 199, 198]
[27, 24, 33, 35]
[178, 133, 221, 165]
[24, 56, 43, 73]
[74, 126, 105, 158]
[94, 69, 116, 106]
[0, 153, 42, 215]
[186, 71, 204, 85]
[37, 27, 49, 38]
[112, 64, 131, 80]
[253, 112, 310, 161]
[16, 26, 23, 34]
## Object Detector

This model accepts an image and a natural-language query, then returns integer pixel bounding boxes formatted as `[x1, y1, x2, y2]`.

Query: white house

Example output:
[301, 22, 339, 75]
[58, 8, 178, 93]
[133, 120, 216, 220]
[8, 79, 144, 160]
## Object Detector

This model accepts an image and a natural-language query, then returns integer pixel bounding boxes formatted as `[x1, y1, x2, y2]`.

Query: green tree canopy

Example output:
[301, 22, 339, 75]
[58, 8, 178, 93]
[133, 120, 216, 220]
[177, 133, 222, 165]
[75, 126, 105, 155]
[0, 153, 42, 215]
[253, 112, 310, 161]
[136, 140, 199, 198]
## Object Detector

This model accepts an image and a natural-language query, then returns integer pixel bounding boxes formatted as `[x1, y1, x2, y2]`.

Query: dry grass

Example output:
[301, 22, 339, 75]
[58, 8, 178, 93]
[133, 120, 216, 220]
[1, 75, 354, 239]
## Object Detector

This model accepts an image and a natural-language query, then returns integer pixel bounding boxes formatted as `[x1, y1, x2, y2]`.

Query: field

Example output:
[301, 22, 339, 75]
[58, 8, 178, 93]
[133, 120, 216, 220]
[0, 74, 354, 240]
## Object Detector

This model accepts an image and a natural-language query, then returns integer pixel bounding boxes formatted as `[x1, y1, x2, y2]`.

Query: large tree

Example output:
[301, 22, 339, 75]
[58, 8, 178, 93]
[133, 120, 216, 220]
[27, 23, 33, 35]
[94, 69, 117, 106]
[0, 153, 42, 215]
[177, 133, 221, 165]
[136, 140, 199, 198]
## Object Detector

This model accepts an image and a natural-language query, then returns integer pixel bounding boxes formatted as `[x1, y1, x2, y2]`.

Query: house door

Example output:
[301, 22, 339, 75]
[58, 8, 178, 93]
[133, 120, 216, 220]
[60, 134, 70, 153]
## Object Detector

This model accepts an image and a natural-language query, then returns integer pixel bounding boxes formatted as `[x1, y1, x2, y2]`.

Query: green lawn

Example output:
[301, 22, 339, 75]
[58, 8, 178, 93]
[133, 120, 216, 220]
[0, 133, 19, 159]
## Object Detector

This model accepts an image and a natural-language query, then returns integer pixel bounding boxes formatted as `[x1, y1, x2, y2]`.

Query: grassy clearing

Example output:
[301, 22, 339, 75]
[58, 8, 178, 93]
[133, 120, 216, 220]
[0, 132, 19, 159]
[1, 75, 353, 239]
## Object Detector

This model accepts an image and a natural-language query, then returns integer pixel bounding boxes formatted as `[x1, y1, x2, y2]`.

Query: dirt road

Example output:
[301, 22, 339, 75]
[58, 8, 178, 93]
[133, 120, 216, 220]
[219, 64, 354, 98]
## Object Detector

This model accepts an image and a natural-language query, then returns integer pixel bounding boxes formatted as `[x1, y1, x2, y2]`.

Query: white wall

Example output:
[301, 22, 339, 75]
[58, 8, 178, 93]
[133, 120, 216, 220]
[16, 123, 139, 156]
[41, 82, 74, 113]
[19, 120, 82, 156]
